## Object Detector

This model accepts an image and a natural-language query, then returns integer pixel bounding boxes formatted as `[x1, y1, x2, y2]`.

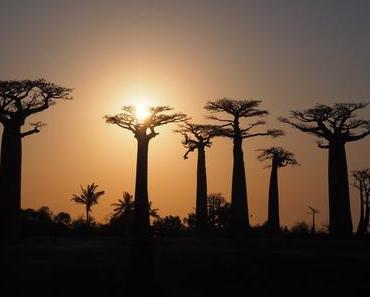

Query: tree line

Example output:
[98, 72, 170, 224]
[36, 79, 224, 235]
[0, 79, 369, 242]
[20, 192, 316, 238]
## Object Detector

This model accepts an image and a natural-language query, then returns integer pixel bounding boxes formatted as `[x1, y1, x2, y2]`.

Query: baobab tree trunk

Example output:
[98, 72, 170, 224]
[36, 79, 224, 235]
[364, 191, 370, 234]
[356, 183, 365, 236]
[196, 146, 208, 235]
[133, 134, 150, 240]
[0, 122, 22, 241]
[231, 136, 249, 234]
[267, 161, 280, 233]
[328, 141, 353, 236]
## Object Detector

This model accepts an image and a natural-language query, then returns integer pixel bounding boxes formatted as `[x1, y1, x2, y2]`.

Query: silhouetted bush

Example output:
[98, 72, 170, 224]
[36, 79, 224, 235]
[291, 222, 310, 235]
[20, 207, 56, 236]
[152, 216, 185, 237]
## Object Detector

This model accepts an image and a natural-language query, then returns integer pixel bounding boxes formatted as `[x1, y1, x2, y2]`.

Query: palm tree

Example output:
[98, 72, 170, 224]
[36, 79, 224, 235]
[111, 192, 135, 218]
[71, 183, 105, 226]
[111, 192, 159, 220]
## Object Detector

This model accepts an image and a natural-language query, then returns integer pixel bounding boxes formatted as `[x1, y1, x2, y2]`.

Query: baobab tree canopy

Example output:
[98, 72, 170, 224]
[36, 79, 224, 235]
[279, 103, 370, 147]
[105, 105, 188, 140]
[257, 147, 299, 168]
[204, 98, 283, 138]
[175, 122, 219, 159]
[0, 79, 72, 124]
[352, 169, 370, 190]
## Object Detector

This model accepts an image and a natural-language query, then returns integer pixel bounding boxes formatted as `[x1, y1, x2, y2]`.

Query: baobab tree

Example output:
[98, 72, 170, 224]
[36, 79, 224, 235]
[175, 122, 219, 234]
[0, 79, 72, 240]
[105, 105, 187, 240]
[280, 103, 370, 236]
[352, 169, 370, 236]
[205, 98, 283, 234]
[71, 183, 105, 226]
[257, 147, 298, 233]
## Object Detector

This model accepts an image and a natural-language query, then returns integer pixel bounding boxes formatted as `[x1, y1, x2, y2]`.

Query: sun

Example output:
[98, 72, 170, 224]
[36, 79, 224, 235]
[135, 103, 151, 122]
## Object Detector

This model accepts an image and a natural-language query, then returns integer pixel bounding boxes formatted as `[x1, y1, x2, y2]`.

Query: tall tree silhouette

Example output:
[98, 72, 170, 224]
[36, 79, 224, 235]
[205, 98, 283, 234]
[257, 147, 298, 233]
[175, 122, 219, 235]
[280, 103, 370, 236]
[352, 169, 370, 236]
[105, 106, 187, 240]
[0, 79, 72, 240]
[71, 183, 105, 226]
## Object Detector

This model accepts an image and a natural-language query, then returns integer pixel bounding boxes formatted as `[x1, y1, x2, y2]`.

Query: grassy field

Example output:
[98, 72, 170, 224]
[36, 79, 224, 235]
[1, 237, 370, 297]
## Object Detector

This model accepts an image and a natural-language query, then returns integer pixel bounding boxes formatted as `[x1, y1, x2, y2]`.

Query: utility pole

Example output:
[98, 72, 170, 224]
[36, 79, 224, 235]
[308, 206, 319, 234]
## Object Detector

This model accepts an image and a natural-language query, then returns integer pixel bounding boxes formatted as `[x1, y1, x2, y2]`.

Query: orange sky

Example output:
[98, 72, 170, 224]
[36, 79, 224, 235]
[1, 1, 369, 228]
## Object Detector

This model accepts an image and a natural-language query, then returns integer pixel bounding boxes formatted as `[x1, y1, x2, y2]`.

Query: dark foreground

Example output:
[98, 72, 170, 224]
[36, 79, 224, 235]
[1, 237, 370, 297]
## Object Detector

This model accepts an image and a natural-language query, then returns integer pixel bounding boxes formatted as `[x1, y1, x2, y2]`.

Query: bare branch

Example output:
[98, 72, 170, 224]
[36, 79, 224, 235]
[244, 129, 284, 139]
[21, 121, 46, 138]
[317, 141, 330, 149]
[206, 115, 234, 124]
[241, 120, 266, 132]
[346, 128, 370, 142]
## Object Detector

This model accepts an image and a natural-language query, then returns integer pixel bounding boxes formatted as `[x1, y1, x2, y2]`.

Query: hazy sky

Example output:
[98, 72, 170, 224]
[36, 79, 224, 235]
[1, 0, 369, 228]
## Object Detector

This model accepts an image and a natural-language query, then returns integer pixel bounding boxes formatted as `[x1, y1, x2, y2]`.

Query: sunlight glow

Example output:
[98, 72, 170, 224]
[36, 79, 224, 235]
[135, 103, 151, 122]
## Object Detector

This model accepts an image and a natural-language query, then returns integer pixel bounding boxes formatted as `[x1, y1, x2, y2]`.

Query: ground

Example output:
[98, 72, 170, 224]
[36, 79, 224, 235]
[1, 237, 370, 297]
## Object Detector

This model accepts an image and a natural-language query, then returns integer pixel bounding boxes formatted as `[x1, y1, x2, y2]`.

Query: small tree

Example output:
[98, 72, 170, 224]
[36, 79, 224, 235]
[105, 106, 187, 240]
[152, 215, 184, 237]
[257, 147, 298, 233]
[54, 212, 71, 225]
[175, 122, 219, 235]
[71, 183, 105, 226]
[352, 169, 370, 236]
[111, 192, 135, 219]
[280, 103, 370, 236]
[205, 98, 283, 234]
[207, 193, 231, 231]
[111, 192, 159, 221]
[0, 79, 72, 240]
[291, 221, 310, 235]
